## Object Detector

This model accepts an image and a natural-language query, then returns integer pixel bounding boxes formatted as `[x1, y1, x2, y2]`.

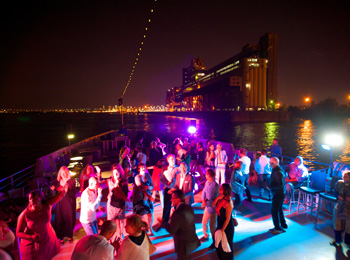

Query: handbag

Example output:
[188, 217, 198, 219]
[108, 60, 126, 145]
[233, 218, 238, 227]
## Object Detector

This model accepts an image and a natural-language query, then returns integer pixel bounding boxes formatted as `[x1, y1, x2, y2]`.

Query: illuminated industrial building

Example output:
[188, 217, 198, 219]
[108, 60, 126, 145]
[166, 33, 278, 111]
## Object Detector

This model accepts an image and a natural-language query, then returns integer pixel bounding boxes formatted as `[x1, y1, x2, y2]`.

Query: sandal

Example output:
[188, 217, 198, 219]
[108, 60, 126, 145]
[68, 238, 74, 243]
[59, 239, 65, 246]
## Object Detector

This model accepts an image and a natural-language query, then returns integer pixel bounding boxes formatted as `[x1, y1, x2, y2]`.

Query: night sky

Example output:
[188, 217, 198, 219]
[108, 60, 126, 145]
[1, 0, 349, 109]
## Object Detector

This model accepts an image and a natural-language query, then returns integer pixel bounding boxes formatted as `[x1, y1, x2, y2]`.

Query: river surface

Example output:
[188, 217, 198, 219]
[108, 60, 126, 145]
[1, 113, 350, 176]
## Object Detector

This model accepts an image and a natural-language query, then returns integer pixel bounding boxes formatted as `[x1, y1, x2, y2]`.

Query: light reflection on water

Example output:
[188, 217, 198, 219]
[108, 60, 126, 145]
[295, 120, 317, 162]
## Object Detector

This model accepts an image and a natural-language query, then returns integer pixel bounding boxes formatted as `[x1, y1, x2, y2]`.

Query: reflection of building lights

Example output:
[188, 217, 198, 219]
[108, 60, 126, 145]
[276, 103, 280, 108]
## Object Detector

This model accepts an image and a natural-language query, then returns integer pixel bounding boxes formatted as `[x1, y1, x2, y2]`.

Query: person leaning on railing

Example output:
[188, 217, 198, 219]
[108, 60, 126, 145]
[331, 170, 350, 254]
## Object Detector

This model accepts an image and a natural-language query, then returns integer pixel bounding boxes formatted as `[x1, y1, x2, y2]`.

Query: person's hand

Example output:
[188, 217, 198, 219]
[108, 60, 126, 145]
[111, 237, 121, 251]
[201, 201, 206, 208]
[50, 185, 56, 191]
[339, 195, 344, 201]
[217, 194, 224, 200]
[98, 187, 103, 195]
[168, 189, 174, 194]
[32, 233, 40, 243]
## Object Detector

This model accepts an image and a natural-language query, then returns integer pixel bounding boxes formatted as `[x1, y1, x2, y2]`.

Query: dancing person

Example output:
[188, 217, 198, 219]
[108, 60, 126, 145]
[213, 184, 234, 259]
[151, 159, 169, 208]
[169, 162, 195, 205]
[254, 149, 272, 200]
[107, 164, 128, 242]
[231, 161, 246, 207]
[149, 141, 163, 176]
[331, 170, 350, 251]
[116, 214, 157, 260]
[175, 142, 184, 166]
[133, 163, 154, 235]
[284, 156, 308, 204]
[157, 154, 179, 231]
[268, 157, 287, 234]
[80, 177, 103, 235]
[189, 139, 198, 174]
[200, 169, 219, 248]
[269, 138, 282, 160]
[205, 142, 215, 171]
[166, 190, 200, 260]
[71, 220, 116, 260]
[54, 166, 76, 245]
[16, 187, 67, 260]
[80, 164, 95, 193]
[197, 142, 205, 179]
[239, 149, 252, 202]
[181, 147, 191, 171]
[215, 143, 228, 185]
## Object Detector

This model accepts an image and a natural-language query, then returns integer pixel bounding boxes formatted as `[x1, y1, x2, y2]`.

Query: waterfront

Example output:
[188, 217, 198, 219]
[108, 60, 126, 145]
[1, 113, 350, 176]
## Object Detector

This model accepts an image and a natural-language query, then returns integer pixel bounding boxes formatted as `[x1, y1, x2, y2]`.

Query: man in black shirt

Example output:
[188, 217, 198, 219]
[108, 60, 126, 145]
[268, 157, 287, 234]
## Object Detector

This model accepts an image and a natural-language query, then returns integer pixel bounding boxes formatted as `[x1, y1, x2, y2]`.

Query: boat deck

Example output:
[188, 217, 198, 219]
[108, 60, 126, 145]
[51, 185, 342, 260]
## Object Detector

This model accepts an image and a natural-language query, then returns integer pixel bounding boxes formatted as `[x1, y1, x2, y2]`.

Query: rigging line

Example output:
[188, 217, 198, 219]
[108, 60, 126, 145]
[121, 0, 158, 98]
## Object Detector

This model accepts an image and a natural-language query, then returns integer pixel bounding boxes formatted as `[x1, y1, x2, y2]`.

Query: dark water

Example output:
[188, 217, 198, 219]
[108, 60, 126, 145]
[1, 113, 350, 176]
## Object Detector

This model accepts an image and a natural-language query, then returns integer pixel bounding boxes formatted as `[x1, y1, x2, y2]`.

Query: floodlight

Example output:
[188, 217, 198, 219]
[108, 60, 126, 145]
[188, 126, 197, 134]
[325, 134, 343, 147]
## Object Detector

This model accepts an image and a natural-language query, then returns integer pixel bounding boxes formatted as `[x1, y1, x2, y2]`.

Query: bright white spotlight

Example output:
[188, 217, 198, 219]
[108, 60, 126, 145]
[321, 144, 331, 151]
[188, 126, 197, 134]
[325, 134, 343, 147]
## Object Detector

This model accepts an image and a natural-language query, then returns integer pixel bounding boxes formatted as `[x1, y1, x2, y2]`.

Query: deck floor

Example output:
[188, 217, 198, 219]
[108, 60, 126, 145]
[52, 185, 344, 260]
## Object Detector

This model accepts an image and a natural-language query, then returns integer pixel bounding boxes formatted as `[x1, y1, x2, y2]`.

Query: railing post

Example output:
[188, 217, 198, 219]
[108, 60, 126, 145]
[10, 176, 14, 189]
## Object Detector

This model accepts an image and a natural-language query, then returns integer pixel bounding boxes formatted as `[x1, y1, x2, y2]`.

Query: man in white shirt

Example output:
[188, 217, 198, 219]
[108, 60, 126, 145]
[239, 148, 252, 202]
[80, 177, 103, 235]
[71, 220, 116, 260]
[214, 143, 228, 185]
[254, 150, 272, 200]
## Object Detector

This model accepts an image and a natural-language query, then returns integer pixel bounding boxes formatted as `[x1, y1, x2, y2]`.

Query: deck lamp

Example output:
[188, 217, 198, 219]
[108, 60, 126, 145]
[322, 133, 343, 175]
[68, 134, 75, 155]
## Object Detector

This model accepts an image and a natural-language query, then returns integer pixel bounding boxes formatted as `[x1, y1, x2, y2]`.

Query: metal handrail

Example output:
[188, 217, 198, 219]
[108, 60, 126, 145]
[0, 164, 35, 192]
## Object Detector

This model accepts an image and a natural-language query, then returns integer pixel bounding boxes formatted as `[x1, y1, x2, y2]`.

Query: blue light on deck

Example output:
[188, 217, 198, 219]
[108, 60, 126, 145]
[321, 144, 331, 151]
[188, 126, 197, 134]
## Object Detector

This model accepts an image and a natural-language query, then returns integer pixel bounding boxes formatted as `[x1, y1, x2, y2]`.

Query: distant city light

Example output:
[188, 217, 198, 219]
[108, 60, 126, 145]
[188, 126, 197, 134]
[305, 97, 310, 102]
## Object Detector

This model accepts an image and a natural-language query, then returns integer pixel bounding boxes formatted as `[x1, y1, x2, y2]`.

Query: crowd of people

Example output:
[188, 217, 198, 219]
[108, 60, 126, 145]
[4, 135, 348, 259]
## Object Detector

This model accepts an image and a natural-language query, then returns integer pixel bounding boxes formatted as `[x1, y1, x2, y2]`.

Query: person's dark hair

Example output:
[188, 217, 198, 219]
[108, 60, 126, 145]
[240, 148, 246, 156]
[172, 189, 185, 202]
[343, 170, 350, 179]
[221, 183, 232, 197]
[155, 159, 168, 169]
[206, 169, 215, 178]
[137, 163, 146, 172]
[261, 149, 267, 155]
[234, 161, 243, 170]
[126, 214, 148, 233]
[182, 146, 188, 152]
[198, 142, 203, 148]
[100, 220, 116, 236]
[28, 189, 45, 203]
[273, 138, 279, 142]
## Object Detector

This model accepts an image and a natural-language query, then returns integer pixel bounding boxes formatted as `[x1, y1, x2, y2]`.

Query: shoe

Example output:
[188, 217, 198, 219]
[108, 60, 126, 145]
[284, 199, 290, 204]
[200, 236, 209, 242]
[281, 223, 288, 229]
[59, 239, 65, 246]
[330, 240, 341, 247]
[208, 242, 215, 250]
[268, 228, 285, 234]
[68, 238, 74, 243]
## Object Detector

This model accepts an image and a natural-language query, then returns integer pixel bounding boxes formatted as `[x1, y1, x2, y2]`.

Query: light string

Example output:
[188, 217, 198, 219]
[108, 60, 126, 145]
[121, 0, 158, 99]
